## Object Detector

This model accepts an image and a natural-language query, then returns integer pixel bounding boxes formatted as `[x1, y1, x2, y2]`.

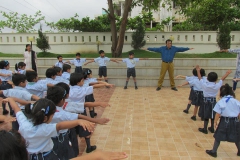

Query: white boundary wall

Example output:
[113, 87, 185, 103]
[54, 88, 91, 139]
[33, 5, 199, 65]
[0, 31, 239, 54]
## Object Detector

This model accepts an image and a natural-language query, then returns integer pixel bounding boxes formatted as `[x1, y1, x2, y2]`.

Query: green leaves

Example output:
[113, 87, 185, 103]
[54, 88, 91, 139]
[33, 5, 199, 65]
[36, 25, 50, 52]
[0, 10, 44, 33]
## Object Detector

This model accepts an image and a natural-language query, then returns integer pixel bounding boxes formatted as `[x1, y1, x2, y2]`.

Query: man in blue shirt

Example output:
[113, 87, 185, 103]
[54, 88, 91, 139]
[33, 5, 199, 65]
[143, 39, 193, 91]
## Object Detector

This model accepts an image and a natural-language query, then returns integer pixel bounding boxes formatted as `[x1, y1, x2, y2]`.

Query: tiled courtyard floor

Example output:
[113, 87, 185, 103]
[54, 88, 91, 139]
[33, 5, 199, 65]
[1, 87, 240, 160]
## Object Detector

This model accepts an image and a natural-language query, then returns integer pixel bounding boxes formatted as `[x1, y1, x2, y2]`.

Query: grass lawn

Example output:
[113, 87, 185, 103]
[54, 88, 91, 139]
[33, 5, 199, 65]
[0, 50, 237, 58]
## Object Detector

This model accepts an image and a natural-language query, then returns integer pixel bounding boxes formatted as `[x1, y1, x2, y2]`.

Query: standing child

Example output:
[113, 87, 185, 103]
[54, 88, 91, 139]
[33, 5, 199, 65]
[206, 84, 240, 158]
[4, 98, 94, 160]
[66, 52, 86, 74]
[54, 55, 65, 69]
[196, 65, 232, 134]
[84, 50, 119, 83]
[62, 64, 71, 81]
[176, 68, 206, 121]
[117, 51, 148, 89]
[0, 60, 13, 115]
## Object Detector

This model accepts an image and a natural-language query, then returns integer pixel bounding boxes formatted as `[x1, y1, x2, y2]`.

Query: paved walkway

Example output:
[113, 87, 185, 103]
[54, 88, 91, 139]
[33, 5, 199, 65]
[1, 87, 240, 160]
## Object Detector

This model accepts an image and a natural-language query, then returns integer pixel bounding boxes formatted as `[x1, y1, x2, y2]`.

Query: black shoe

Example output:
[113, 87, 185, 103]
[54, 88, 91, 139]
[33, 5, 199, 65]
[191, 116, 196, 121]
[237, 151, 240, 156]
[2, 110, 9, 115]
[156, 87, 161, 91]
[183, 110, 189, 114]
[208, 127, 215, 133]
[198, 128, 208, 134]
[135, 86, 138, 90]
[201, 117, 204, 121]
[171, 87, 178, 91]
[10, 110, 14, 116]
[124, 86, 127, 89]
[86, 145, 97, 153]
[206, 150, 217, 157]
[94, 113, 97, 117]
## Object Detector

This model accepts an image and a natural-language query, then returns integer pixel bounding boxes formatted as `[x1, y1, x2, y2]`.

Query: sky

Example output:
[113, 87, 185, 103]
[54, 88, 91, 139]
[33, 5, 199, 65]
[0, 0, 108, 32]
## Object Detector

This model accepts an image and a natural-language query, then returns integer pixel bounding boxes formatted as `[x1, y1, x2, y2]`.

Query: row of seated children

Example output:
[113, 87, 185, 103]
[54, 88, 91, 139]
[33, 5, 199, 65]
[176, 65, 240, 158]
[55, 51, 147, 90]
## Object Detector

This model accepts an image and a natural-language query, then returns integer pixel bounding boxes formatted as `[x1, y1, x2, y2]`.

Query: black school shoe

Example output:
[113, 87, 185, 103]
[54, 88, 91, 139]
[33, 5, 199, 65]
[206, 150, 217, 157]
[198, 128, 208, 134]
[156, 87, 161, 91]
[191, 116, 196, 121]
[183, 110, 189, 114]
[171, 87, 178, 91]
[237, 150, 240, 156]
[135, 86, 138, 90]
[2, 110, 9, 115]
[86, 145, 97, 153]
[124, 86, 127, 89]
[208, 127, 215, 133]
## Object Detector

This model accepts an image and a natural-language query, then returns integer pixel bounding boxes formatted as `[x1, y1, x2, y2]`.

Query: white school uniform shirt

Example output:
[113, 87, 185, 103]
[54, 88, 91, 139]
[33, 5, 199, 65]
[63, 99, 85, 113]
[51, 106, 78, 134]
[54, 61, 64, 69]
[186, 76, 203, 91]
[69, 58, 86, 67]
[3, 86, 33, 109]
[94, 57, 110, 67]
[199, 79, 223, 97]
[25, 82, 48, 98]
[62, 72, 70, 81]
[83, 78, 98, 87]
[39, 78, 59, 85]
[69, 85, 93, 103]
[55, 76, 69, 84]
[185, 76, 195, 87]
[16, 111, 58, 154]
[0, 69, 12, 81]
[213, 95, 240, 117]
[15, 69, 26, 75]
[122, 58, 139, 68]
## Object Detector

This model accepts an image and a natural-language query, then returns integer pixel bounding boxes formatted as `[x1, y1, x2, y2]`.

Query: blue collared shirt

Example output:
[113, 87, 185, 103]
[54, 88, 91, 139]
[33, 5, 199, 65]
[147, 46, 189, 62]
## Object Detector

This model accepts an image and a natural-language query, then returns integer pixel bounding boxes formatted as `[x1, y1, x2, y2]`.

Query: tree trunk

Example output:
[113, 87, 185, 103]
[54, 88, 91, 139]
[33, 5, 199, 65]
[114, 0, 133, 57]
[108, 0, 118, 57]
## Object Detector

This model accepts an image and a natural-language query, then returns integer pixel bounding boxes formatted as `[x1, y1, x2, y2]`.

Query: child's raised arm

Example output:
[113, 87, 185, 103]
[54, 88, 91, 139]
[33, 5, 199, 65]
[93, 83, 114, 88]
[221, 70, 232, 81]
[0, 115, 16, 123]
[78, 114, 110, 125]
[139, 58, 148, 60]
[177, 81, 189, 87]
[175, 75, 186, 79]
[2, 98, 21, 114]
[84, 102, 110, 108]
[56, 119, 95, 132]
[196, 65, 201, 80]
[110, 59, 120, 63]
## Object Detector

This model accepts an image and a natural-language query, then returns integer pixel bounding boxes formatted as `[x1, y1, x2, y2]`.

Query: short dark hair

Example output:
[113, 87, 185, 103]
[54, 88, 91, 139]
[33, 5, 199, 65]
[129, 51, 134, 55]
[26, 71, 38, 82]
[83, 68, 92, 79]
[63, 64, 71, 72]
[219, 83, 235, 98]
[47, 86, 66, 105]
[165, 39, 172, 44]
[25, 98, 56, 126]
[76, 52, 81, 56]
[0, 60, 9, 69]
[70, 73, 84, 86]
[12, 74, 27, 86]
[207, 72, 218, 82]
[0, 130, 28, 160]
[55, 82, 70, 95]
[53, 66, 62, 74]
[99, 50, 104, 54]
[192, 68, 197, 76]
[45, 68, 57, 78]
[200, 68, 206, 77]
[15, 62, 26, 71]
[57, 55, 62, 59]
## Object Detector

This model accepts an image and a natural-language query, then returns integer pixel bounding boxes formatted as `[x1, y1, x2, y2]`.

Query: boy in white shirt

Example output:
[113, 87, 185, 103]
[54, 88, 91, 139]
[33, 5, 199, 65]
[117, 51, 148, 90]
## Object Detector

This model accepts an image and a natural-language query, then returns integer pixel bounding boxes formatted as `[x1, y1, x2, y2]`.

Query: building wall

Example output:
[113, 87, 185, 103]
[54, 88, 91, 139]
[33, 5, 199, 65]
[0, 31, 239, 54]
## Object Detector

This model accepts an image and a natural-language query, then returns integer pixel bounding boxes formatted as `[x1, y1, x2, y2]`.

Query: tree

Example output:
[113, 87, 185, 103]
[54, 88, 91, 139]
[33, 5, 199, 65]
[131, 16, 146, 49]
[0, 11, 45, 33]
[36, 25, 50, 52]
[217, 24, 231, 50]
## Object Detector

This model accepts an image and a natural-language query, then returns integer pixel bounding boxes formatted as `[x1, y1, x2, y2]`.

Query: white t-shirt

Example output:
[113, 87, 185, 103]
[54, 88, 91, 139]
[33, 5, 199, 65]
[122, 58, 140, 68]
[69, 85, 93, 103]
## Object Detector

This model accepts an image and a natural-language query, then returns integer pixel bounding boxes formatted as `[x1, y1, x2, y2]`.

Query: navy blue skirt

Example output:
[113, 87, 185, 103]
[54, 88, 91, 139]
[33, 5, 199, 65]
[201, 97, 216, 119]
[214, 117, 240, 142]
[191, 91, 203, 106]
[85, 94, 95, 102]
[188, 87, 194, 101]
[52, 132, 75, 160]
